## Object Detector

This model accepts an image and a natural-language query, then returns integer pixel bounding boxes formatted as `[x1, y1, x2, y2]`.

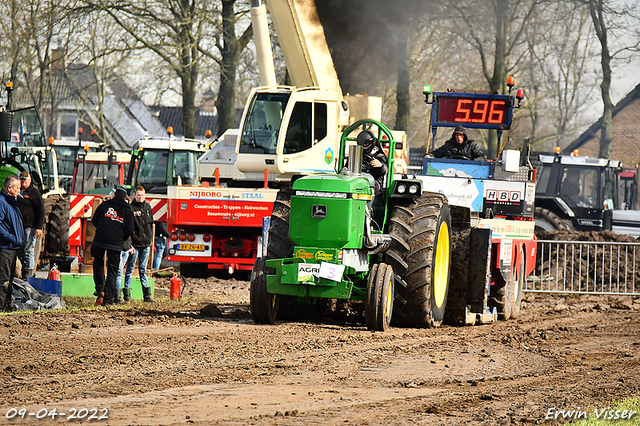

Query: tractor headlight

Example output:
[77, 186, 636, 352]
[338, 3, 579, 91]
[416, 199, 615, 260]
[409, 184, 419, 194]
[397, 184, 406, 194]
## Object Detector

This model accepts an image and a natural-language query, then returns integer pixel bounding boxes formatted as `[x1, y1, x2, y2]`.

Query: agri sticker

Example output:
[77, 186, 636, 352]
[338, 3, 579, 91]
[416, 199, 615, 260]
[298, 263, 319, 282]
[325, 148, 334, 165]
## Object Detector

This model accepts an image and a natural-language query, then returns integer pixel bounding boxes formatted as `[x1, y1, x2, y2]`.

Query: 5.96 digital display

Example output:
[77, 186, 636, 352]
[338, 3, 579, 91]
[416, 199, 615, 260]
[435, 95, 511, 128]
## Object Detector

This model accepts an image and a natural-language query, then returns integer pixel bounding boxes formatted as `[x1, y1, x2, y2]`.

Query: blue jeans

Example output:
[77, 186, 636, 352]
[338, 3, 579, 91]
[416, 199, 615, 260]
[124, 246, 150, 289]
[153, 237, 167, 270]
[115, 250, 130, 290]
[19, 228, 37, 271]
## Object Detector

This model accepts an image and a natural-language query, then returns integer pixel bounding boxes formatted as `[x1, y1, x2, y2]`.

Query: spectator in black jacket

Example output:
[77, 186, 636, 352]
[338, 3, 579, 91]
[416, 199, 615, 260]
[425, 125, 486, 161]
[17, 171, 44, 279]
[121, 186, 154, 302]
[91, 186, 134, 306]
[153, 221, 169, 271]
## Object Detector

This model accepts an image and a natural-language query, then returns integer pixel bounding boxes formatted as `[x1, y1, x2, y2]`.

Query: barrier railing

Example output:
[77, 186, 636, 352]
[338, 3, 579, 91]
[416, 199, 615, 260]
[527, 240, 640, 295]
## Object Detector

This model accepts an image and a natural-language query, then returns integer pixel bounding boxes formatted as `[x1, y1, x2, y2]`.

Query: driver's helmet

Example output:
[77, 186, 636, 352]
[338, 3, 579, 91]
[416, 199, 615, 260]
[357, 130, 377, 154]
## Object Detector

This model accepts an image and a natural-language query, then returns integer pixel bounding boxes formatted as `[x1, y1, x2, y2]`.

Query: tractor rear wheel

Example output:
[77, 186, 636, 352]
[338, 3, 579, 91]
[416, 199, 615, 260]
[534, 207, 574, 233]
[249, 186, 292, 322]
[44, 195, 70, 257]
[365, 263, 394, 331]
[385, 193, 451, 328]
[250, 257, 278, 324]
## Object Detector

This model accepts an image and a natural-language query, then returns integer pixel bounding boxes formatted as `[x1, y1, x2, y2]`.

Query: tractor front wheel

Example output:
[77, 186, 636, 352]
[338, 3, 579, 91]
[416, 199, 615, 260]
[365, 263, 394, 331]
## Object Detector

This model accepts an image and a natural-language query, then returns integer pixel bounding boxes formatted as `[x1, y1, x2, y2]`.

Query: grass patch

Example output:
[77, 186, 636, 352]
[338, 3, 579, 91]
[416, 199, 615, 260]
[569, 398, 640, 425]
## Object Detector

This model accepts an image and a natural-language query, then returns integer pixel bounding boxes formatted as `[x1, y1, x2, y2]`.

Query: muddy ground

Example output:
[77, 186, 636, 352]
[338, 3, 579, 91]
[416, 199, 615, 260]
[0, 276, 639, 425]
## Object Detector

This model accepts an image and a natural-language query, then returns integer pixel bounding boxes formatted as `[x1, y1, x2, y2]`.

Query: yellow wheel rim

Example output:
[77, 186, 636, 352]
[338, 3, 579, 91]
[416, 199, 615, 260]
[385, 275, 393, 318]
[271, 294, 277, 309]
[433, 221, 450, 309]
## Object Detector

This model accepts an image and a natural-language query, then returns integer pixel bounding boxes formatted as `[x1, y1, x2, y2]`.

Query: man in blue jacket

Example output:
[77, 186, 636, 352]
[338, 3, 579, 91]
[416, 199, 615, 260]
[0, 175, 24, 311]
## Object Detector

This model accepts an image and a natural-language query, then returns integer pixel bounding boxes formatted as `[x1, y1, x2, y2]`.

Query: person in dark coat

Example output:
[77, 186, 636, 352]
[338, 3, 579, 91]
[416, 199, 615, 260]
[17, 171, 44, 279]
[122, 186, 154, 302]
[0, 175, 24, 311]
[91, 186, 134, 306]
[153, 221, 169, 271]
[426, 125, 486, 161]
[357, 130, 388, 196]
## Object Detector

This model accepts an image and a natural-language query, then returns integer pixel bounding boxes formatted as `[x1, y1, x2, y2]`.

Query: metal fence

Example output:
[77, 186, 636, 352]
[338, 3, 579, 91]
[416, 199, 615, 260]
[527, 240, 640, 295]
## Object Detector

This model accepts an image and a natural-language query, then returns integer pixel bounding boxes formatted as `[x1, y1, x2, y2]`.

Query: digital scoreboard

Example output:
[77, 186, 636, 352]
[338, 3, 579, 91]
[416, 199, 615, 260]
[432, 93, 513, 130]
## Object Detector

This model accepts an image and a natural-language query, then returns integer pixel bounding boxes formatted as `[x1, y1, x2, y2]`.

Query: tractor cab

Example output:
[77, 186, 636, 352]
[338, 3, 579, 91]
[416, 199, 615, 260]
[126, 136, 206, 194]
[71, 152, 131, 195]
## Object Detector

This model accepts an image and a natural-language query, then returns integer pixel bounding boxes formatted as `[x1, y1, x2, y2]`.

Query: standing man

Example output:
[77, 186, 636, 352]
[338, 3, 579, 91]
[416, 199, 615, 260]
[153, 221, 169, 271]
[0, 175, 24, 311]
[425, 125, 486, 161]
[91, 186, 134, 306]
[17, 171, 44, 279]
[123, 186, 154, 302]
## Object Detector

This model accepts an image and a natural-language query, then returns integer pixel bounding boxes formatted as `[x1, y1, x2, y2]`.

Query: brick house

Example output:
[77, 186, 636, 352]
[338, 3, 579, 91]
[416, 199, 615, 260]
[564, 84, 640, 166]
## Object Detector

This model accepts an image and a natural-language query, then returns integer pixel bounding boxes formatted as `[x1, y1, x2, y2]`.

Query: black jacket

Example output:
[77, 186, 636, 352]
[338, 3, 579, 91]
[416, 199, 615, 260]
[17, 184, 44, 229]
[431, 126, 485, 161]
[362, 142, 388, 195]
[155, 221, 169, 239]
[91, 197, 134, 252]
[130, 200, 154, 248]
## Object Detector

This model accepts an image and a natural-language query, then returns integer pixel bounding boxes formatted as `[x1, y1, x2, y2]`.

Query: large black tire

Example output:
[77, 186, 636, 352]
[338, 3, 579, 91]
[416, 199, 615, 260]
[385, 193, 451, 328]
[534, 207, 574, 233]
[250, 257, 278, 324]
[44, 195, 70, 256]
[511, 247, 525, 319]
[249, 187, 292, 322]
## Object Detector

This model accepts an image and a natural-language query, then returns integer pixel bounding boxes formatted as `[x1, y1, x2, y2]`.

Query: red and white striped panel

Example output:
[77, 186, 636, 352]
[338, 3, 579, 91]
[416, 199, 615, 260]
[70, 194, 97, 219]
[69, 217, 82, 246]
[149, 197, 168, 221]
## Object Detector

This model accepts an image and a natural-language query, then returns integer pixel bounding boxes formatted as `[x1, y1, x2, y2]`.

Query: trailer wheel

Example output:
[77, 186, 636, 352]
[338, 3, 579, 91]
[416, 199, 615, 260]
[491, 279, 514, 320]
[385, 193, 451, 328]
[444, 228, 471, 326]
[534, 207, 574, 233]
[250, 257, 278, 324]
[511, 248, 525, 318]
[44, 195, 70, 256]
[365, 263, 394, 331]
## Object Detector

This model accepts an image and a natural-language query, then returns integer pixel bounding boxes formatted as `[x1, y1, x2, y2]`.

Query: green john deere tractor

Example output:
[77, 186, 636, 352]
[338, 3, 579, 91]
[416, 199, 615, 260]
[250, 119, 451, 331]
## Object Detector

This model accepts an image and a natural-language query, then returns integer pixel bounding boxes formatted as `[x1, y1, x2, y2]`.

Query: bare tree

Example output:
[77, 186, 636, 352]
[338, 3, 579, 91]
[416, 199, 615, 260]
[437, 0, 540, 158]
[574, 0, 640, 158]
[76, 0, 234, 138]
[521, 2, 599, 151]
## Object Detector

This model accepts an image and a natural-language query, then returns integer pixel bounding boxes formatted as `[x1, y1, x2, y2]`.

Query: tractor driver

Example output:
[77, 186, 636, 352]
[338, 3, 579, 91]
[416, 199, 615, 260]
[425, 125, 485, 161]
[357, 130, 388, 196]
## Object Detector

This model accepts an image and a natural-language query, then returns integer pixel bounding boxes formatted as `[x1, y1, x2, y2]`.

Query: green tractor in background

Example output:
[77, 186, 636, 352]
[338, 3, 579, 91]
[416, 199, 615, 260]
[251, 119, 451, 331]
[0, 82, 69, 265]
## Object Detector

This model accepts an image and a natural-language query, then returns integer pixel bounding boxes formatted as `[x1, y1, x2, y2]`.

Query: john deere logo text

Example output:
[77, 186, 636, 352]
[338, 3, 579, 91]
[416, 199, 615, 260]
[295, 249, 315, 260]
[315, 251, 334, 261]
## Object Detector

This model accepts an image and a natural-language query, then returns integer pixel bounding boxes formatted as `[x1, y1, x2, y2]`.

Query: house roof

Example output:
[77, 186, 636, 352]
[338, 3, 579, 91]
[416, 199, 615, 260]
[151, 106, 218, 139]
[564, 83, 640, 153]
